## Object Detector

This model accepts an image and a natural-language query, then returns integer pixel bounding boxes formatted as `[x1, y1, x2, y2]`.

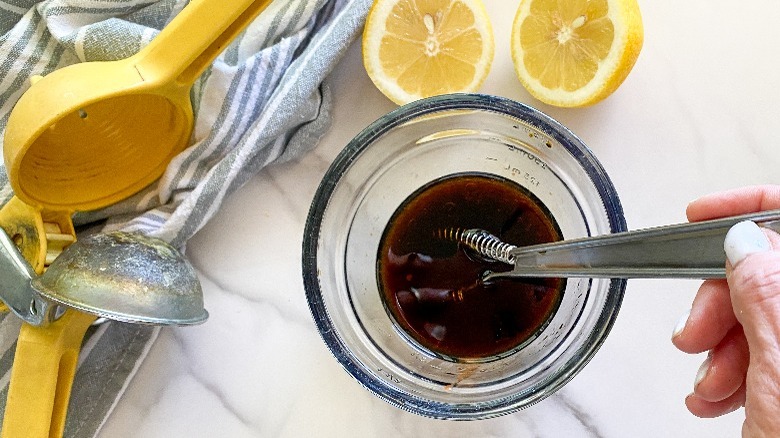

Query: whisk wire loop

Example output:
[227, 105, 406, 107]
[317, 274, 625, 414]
[435, 228, 516, 265]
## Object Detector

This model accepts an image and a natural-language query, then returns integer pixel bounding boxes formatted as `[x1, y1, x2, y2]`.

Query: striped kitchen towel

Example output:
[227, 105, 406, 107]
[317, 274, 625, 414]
[0, 0, 371, 436]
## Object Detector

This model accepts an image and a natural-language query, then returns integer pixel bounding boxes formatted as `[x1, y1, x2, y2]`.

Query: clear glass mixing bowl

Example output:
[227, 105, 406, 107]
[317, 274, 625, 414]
[303, 94, 627, 419]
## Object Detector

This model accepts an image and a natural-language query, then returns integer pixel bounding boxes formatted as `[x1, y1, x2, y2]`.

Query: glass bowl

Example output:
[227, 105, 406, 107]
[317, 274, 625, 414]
[302, 94, 627, 419]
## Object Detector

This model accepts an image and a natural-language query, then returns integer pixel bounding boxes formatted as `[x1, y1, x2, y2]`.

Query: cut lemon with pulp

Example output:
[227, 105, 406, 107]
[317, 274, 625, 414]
[511, 0, 643, 107]
[363, 0, 494, 105]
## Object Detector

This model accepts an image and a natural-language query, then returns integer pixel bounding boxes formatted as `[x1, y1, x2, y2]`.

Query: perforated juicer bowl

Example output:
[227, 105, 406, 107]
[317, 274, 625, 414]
[303, 94, 627, 419]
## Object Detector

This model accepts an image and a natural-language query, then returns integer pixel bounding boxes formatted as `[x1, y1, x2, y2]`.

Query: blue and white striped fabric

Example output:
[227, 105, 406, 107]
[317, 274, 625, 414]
[0, 0, 371, 436]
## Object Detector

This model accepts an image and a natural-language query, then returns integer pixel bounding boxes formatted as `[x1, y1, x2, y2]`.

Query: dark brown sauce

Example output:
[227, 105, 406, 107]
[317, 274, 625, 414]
[377, 174, 564, 360]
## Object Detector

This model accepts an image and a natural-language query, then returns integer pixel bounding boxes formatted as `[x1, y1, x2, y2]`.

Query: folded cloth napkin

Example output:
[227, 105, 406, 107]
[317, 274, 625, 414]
[0, 0, 371, 436]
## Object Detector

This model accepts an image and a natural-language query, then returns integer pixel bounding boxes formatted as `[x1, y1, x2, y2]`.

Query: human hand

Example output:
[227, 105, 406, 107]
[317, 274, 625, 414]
[672, 185, 780, 437]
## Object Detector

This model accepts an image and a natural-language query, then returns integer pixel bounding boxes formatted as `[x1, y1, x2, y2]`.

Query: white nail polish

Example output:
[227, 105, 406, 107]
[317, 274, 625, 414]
[724, 221, 771, 266]
[694, 355, 712, 388]
[672, 309, 691, 338]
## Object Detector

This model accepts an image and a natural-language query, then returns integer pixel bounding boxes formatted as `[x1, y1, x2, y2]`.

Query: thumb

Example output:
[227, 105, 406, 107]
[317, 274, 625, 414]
[724, 221, 780, 438]
[724, 221, 780, 346]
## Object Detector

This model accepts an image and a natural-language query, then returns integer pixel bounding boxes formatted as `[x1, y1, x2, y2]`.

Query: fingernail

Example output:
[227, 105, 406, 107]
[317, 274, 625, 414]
[672, 309, 691, 339]
[724, 221, 771, 266]
[694, 354, 712, 388]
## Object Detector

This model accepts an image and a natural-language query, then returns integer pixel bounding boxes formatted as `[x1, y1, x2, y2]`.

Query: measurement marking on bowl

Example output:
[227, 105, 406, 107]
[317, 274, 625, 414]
[505, 165, 541, 188]
[377, 368, 401, 384]
[505, 146, 548, 169]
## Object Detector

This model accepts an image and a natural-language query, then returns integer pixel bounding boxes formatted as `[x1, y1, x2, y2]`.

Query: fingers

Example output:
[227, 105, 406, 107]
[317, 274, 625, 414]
[678, 186, 780, 428]
[686, 383, 745, 418]
[686, 185, 780, 222]
[672, 280, 737, 354]
[691, 325, 749, 403]
[674, 288, 750, 418]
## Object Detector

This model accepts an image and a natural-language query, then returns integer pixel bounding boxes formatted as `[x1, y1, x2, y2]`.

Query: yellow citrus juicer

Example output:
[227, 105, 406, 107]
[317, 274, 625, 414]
[4, 0, 273, 212]
[0, 0, 274, 436]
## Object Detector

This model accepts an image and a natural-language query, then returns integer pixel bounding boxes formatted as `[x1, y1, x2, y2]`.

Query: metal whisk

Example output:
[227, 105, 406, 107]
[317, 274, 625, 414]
[438, 209, 780, 280]
[436, 228, 517, 265]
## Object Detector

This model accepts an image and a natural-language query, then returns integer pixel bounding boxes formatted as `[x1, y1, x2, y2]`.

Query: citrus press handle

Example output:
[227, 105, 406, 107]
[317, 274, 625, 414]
[134, 0, 274, 86]
[484, 209, 780, 280]
[1, 310, 95, 438]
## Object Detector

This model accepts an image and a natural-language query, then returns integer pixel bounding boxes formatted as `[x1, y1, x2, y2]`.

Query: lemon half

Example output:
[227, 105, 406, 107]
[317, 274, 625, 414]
[363, 0, 495, 105]
[511, 0, 643, 107]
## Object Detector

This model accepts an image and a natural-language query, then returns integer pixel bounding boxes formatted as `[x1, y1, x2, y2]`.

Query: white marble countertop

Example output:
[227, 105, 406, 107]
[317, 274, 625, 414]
[100, 1, 780, 436]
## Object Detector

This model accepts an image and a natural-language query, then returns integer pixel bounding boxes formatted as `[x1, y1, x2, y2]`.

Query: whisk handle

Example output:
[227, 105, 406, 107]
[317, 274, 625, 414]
[485, 209, 780, 280]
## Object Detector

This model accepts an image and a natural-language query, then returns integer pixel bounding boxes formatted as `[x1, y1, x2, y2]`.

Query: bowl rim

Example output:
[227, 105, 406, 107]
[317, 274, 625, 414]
[302, 93, 627, 419]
